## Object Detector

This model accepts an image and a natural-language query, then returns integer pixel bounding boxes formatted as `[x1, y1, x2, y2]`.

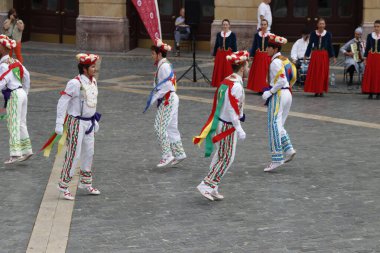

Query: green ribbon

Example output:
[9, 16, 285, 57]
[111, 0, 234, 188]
[204, 84, 227, 157]
[12, 67, 22, 83]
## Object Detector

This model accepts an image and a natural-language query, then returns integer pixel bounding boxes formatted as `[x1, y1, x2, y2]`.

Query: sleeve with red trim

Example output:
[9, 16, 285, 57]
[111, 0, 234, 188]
[56, 79, 79, 125]
[269, 59, 287, 94]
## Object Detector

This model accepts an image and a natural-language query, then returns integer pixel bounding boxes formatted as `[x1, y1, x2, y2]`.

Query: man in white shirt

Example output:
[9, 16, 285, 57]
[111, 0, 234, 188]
[0, 34, 32, 164]
[145, 39, 186, 168]
[291, 28, 310, 67]
[258, 0, 272, 32]
[195, 51, 249, 201]
[262, 34, 296, 172]
[174, 8, 190, 57]
[55, 53, 101, 200]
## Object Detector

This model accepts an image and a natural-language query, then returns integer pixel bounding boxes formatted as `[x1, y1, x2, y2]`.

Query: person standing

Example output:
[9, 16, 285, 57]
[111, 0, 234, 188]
[174, 8, 191, 57]
[144, 39, 186, 168]
[3, 8, 24, 64]
[0, 34, 32, 164]
[362, 20, 380, 99]
[247, 19, 271, 93]
[194, 51, 249, 201]
[261, 34, 296, 172]
[56, 53, 101, 200]
[304, 18, 336, 97]
[257, 0, 272, 32]
[340, 27, 365, 89]
[211, 19, 237, 87]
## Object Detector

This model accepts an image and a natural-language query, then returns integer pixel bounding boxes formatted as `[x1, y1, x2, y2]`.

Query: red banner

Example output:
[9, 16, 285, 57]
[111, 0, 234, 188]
[131, 0, 162, 42]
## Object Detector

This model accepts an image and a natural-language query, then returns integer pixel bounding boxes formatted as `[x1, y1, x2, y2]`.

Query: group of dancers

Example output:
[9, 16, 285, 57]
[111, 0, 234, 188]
[211, 18, 380, 99]
[1, 18, 379, 202]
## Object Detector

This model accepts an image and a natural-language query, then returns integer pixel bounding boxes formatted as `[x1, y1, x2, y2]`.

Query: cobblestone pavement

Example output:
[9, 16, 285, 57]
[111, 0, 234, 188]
[0, 43, 379, 253]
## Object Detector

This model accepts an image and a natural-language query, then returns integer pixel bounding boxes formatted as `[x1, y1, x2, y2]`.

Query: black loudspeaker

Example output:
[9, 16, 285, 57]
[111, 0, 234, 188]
[185, 0, 202, 25]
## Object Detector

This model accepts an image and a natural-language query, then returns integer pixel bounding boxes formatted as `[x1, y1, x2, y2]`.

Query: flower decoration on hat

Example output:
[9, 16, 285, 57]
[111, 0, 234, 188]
[0, 34, 16, 50]
[155, 38, 172, 52]
[226, 50, 250, 65]
[268, 34, 288, 47]
[76, 53, 99, 65]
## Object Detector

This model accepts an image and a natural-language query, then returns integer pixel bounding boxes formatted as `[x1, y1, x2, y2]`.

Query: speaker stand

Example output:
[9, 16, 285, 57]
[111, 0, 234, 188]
[177, 32, 210, 84]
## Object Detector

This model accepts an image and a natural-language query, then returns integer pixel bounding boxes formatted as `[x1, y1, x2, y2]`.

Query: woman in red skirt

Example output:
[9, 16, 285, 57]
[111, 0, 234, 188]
[247, 19, 271, 93]
[362, 20, 380, 99]
[211, 19, 237, 87]
[304, 18, 336, 97]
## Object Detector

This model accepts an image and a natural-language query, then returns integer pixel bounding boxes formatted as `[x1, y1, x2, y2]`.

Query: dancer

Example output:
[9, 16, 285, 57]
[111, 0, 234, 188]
[304, 18, 336, 97]
[262, 34, 296, 172]
[56, 53, 101, 200]
[247, 19, 271, 93]
[144, 39, 186, 167]
[211, 19, 237, 87]
[194, 51, 249, 201]
[362, 20, 380, 99]
[0, 34, 32, 164]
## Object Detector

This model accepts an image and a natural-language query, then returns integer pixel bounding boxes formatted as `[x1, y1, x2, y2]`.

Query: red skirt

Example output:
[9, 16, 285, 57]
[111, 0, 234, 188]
[304, 50, 329, 93]
[247, 51, 270, 92]
[211, 49, 233, 87]
[362, 52, 380, 93]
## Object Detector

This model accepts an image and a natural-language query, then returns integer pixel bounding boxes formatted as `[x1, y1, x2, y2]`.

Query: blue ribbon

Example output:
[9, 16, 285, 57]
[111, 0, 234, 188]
[143, 70, 174, 113]
[76, 112, 101, 134]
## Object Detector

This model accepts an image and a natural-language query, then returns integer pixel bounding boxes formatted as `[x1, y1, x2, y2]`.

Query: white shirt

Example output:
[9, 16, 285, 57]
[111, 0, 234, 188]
[258, 2, 272, 31]
[56, 74, 97, 124]
[0, 54, 30, 93]
[219, 74, 245, 129]
[151, 58, 176, 105]
[269, 52, 289, 93]
[290, 38, 309, 62]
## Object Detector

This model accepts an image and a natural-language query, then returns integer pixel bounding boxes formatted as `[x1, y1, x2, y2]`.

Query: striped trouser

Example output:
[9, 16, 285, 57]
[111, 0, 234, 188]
[154, 93, 186, 159]
[59, 115, 95, 189]
[204, 122, 237, 188]
[7, 89, 32, 156]
[267, 90, 294, 162]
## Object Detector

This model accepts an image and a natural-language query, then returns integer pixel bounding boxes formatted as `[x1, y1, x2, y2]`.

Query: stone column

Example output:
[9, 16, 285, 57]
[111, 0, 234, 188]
[77, 0, 129, 52]
[0, 0, 12, 30]
[210, 0, 260, 53]
[362, 0, 380, 37]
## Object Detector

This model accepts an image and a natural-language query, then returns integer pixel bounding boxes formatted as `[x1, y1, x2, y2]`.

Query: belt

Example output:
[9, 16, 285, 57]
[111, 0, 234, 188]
[218, 114, 246, 125]
[75, 112, 101, 134]
[2, 86, 22, 108]
[157, 91, 174, 108]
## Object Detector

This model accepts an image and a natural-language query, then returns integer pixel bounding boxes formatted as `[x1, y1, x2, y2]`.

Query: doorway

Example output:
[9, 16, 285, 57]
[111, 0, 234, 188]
[271, 0, 363, 42]
[14, 0, 78, 43]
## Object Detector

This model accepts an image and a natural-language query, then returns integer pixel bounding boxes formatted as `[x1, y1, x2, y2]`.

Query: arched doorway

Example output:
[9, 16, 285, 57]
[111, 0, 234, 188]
[271, 0, 363, 42]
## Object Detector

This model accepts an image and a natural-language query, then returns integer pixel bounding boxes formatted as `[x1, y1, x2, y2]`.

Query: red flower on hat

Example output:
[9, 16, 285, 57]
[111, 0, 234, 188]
[226, 50, 249, 65]
[76, 53, 99, 65]
[0, 34, 16, 50]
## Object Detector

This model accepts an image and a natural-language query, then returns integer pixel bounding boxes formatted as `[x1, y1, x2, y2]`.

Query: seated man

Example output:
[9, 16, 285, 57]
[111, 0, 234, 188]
[174, 8, 190, 57]
[290, 28, 310, 68]
[340, 27, 365, 87]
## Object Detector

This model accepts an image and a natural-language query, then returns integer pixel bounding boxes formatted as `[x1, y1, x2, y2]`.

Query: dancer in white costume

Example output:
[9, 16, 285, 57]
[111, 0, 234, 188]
[144, 39, 186, 168]
[194, 51, 249, 201]
[262, 34, 296, 172]
[0, 34, 32, 164]
[55, 53, 101, 200]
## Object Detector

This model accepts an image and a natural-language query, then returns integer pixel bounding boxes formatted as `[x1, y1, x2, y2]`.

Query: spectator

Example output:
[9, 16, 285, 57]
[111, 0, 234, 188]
[257, 0, 272, 32]
[3, 8, 24, 64]
[340, 27, 365, 88]
[174, 8, 190, 57]
[291, 28, 310, 68]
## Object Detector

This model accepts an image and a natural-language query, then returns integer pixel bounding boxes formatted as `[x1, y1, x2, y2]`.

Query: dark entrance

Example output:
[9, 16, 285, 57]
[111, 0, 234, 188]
[271, 0, 363, 42]
[127, 0, 214, 50]
[13, 0, 78, 43]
